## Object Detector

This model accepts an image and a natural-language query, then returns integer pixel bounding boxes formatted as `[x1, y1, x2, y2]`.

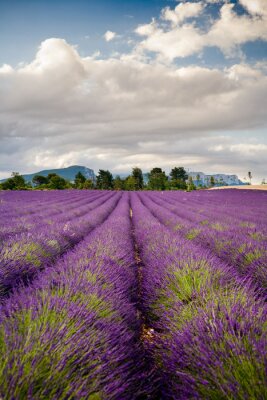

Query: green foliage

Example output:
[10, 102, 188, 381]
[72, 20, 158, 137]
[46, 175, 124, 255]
[210, 176, 215, 187]
[170, 167, 188, 182]
[32, 175, 49, 186]
[185, 228, 200, 240]
[2, 241, 51, 267]
[31, 173, 70, 190]
[96, 170, 113, 190]
[74, 172, 86, 188]
[1, 178, 16, 190]
[132, 167, 144, 190]
[0, 304, 103, 399]
[124, 176, 136, 191]
[1, 172, 27, 190]
[12, 172, 27, 188]
[169, 167, 188, 190]
[72, 172, 94, 189]
[113, 176, 125, 191]
[148, 168, 168, 190]
[0, 164, 195, 191]
[83, 179, 94, 189]
[47, 173, 58, 180]
[48, 175, 69, 190]
[187, 176, 196, 191]
[169, 179, 187, 190]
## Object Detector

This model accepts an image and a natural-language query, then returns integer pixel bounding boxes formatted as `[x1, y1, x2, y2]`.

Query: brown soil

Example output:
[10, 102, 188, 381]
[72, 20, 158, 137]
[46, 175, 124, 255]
[209, 185, 267, 190]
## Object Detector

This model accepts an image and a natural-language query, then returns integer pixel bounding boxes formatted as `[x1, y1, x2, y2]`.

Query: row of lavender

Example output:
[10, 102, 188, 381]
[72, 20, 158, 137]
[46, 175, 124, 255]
[0, 191, 120, 299]
[0, 193, 148, 399]
[166, 189, 267, 225]
[140, 190, 267, 293]
[0, 191, 110, 243]
[131, 192, 267, 399]
[0, 189, 266, 398]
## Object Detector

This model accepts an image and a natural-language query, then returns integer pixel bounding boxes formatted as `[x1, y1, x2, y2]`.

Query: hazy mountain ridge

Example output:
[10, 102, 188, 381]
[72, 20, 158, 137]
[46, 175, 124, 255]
[187, 172, 245, 186]
[0, 166, 96, 183]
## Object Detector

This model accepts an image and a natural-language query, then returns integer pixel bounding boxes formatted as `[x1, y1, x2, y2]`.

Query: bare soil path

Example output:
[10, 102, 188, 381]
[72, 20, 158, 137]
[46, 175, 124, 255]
[209, 185, 267, 190]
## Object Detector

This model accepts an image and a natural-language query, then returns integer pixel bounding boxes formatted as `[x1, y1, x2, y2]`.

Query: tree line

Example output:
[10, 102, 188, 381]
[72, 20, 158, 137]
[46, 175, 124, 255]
[0, 167, 212, 191]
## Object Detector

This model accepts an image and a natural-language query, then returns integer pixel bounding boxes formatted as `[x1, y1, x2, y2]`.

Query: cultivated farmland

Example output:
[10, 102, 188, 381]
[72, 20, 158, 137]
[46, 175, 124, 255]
[0, 189, 266, 399]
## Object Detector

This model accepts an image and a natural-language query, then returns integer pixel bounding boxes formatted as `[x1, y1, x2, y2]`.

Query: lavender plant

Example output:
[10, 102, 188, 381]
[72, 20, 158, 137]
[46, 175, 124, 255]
[0, 192, 120, 300]
[0, 189, 266, 399]
[0, 193, 145, 399]
[139, 191, 267, 294]
[131, 192, 267, 399]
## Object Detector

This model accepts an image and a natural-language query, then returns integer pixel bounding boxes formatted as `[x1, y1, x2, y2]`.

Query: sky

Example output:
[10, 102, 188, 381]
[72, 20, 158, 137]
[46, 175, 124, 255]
[0, 0, 267, 183]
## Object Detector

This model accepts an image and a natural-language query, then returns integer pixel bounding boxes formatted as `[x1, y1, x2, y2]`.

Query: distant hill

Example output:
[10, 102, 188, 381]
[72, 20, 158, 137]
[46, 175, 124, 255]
[188, 171, 245, 186]
[0, 165, 96, 183]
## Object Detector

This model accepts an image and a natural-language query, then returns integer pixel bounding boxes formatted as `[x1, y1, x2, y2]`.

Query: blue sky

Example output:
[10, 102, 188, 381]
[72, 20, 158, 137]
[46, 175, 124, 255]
[0, 0, 267, 182]
[0, 0, 176, 65]
[1, 0, 267, 66]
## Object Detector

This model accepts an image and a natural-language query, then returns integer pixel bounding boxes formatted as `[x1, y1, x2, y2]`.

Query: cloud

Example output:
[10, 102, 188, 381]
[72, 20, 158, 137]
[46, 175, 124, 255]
[229, 143, 267, 155]
[136, 23, 204, 59]
[205, 0, 225, 3]
[0, 37, 266, 182]
[206, 3, 267, 56]
[0, 64, 14, 74]
[104, 30, 117, 42]
[135, 1, 267, 60]
[239, 0, 267, 17]
[161, 2, 204, 26]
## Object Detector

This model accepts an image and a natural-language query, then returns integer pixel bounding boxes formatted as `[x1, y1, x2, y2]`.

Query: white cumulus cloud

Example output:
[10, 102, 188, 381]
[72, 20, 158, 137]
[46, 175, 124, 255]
[135, 1, 267, 60]
[162, 2, 204, 25]
[104, 30, 117, 42]
[239, 0, 267, 16]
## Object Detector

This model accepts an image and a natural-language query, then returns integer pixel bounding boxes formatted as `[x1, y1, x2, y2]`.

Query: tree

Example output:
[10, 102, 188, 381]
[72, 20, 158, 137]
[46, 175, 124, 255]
[169, 179, 187, 190]
[113, 176, 125, 190]
[132, 167, 144, 190]
[47, 173, 58, 180]
[49, 174, 68, 190]
[210, 176, 215, 187]
[96, 170, 113, 190]
[1, 172, 27, 190]
[187, 176, 196, 191]
[74, 172, 86, 189]
[124, 176, 136, 191]
[248, 171, 252, 184]
[32, 173, 69, 190]
[169, 167, 188, 190]
[11, 172, 27, 189]
[170, 167, 188, 182]
[148, 168, 168, 190]
[32, 175, 49, 186]
[1, 178, 16, 190]
[83, 179, 94, 189]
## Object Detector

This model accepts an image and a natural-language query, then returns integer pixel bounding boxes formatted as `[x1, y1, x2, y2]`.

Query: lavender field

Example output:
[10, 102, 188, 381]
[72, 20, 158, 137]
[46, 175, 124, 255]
[0, 189, 266, 399]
